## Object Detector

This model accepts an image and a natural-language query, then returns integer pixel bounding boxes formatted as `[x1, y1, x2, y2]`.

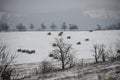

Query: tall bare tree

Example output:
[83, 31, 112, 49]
[49, 38, 75, 69]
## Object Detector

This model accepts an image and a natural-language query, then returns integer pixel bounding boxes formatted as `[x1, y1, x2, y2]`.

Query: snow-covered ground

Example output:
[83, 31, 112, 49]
[0, 30, 120, 64]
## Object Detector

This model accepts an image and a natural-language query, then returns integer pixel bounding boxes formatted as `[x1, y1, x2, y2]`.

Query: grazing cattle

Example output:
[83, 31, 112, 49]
[85, 38, 89, 41]
[58, 33, 62, 36]
[89, 30, 93, 32]
[67, 36, 71, 39]
[58, 32, 63, 36]
[49, 54, 54, 57]
[17, 49, 22, 52]
[31, 50, 35, 53]
[117, 49, 120, 53]
[54, 57, 58, 59]
[25, 50, 31, 53]
[77, 42, 81, 45]
[52, 43, 57, 47]
[22, 49, 26, 53]
[60, 32, 63, 34]
[47, 32, 51, 35]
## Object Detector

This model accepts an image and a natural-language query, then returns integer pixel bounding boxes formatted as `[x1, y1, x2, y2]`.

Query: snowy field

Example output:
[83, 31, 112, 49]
[0, 30, 120, 64]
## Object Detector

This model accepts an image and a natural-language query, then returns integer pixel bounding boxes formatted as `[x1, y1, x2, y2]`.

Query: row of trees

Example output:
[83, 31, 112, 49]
[105, 22, 120, 30]
[0, 22, 79, 32]
[95, 22, 120, 30]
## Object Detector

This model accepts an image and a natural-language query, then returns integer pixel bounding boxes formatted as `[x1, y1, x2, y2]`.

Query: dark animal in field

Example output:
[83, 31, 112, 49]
[20, 49, 35, 54]
[25, 50, 31, 53]
[49, 54, 54, 57]
[58, 32, 63, 36]
[77, 42, 81, 45]
[67, 36, 71, 39]
[54, 57, 58, 59]
[85, 38, 89, 41]
[52, 43, 57, 47]
[31, 50, 35, 53]
[89, 30, 93, 32]
[47, 32, 51, 35]
[17, 49, 22, 52]
[60, 32, 63, 34]
[117, 49, 120, 53]
[22, 49, 26, 53]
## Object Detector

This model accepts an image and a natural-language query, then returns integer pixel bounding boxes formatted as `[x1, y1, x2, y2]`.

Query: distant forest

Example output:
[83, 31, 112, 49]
[0, 21, 120, 32]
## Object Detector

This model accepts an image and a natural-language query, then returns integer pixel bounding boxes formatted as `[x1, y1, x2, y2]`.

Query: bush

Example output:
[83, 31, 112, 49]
[0, 43, 17, 80]
[106, 76, 116, 80]
[39, 61, 53, 74]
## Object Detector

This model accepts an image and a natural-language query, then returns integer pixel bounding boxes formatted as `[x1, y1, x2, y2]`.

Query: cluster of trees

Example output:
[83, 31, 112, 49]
[92, 43, 120, 63]
[105, 22, 120, 30]
[95, 22, 120, 31]
[0, 22, 79, 32]
[0, 22, 9, 31]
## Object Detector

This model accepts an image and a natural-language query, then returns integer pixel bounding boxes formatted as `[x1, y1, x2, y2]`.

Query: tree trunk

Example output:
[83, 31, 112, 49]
[62, 59, 65, 70]
[95, 58, 98, 63]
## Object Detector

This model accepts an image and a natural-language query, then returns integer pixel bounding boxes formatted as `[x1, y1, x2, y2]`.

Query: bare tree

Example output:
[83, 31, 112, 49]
[30, 24, 34, 30]
[0, 22, 9, 31]
[69, 24, 78, 31]
[92, 44, 108, 63]
[50, 23, 57, 31]
[49, 38, 75, 69]
[61, 22, 67, 31]
[92, 44, 101, 63]
[0, 43, 17, 80]
[41, 23, 46, 31]
[16, 23, 26, 31]
[99, 44, 107, 62]
[115, 40, 120, 61]
[96, 25, 102, 30]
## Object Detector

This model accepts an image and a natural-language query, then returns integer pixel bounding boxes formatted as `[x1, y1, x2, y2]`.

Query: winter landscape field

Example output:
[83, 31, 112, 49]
[0, 30, 119, 64]
[0, 30, 120, 80]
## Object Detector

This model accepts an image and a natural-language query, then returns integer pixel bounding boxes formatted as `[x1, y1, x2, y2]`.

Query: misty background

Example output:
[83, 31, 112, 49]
[0, 0, 120, 30]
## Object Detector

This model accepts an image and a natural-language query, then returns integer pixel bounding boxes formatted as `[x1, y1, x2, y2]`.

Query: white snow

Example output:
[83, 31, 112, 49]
[0, 30, 119, 64]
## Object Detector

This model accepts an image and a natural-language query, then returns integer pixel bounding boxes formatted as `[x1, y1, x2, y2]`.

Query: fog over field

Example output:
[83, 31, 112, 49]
[0, 30, 119, 64]
[0, 0, 120, 30]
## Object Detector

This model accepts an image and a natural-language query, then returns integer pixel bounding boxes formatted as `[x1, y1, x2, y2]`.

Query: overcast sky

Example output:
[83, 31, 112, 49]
[0, 0, 120, 30]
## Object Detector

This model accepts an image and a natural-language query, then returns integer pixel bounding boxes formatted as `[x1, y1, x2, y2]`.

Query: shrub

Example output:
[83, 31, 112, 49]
[39, 61, 53, 74]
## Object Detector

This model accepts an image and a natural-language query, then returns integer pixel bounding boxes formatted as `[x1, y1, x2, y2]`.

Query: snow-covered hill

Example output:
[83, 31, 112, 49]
[0, 30, 120, 64]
